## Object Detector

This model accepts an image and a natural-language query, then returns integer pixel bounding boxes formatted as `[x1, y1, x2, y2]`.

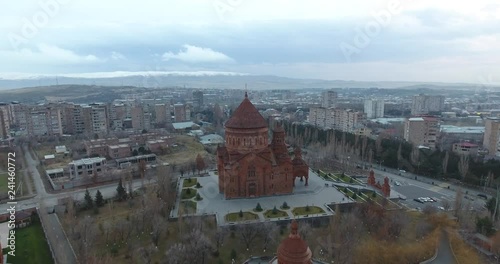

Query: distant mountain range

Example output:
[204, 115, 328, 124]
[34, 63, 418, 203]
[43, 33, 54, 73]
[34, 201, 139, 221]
[0, 71, 492, 91]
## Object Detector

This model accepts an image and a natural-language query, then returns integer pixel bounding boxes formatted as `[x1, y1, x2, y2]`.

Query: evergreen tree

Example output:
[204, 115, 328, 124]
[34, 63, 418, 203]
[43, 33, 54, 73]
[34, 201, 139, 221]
[95, 190, 104, 207]
[116, 179, 127, 201]
[84, 189, 93, 209]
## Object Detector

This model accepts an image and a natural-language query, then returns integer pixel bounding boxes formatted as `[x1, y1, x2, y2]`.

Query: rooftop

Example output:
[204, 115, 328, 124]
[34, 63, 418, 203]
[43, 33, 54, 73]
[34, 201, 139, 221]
[172, 121, 196, 130]
[440, 125, 484, 134]
[69, 157, 106, 166]
[225, 92, 268, 129]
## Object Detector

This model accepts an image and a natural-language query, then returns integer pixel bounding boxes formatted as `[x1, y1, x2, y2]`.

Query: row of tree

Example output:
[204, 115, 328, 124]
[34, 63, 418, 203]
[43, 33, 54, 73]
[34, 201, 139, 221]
[283, 121, 500, 186]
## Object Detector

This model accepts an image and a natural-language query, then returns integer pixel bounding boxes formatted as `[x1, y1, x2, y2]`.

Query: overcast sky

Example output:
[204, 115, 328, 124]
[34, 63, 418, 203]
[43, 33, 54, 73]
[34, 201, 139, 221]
[1, 0, 499, 83]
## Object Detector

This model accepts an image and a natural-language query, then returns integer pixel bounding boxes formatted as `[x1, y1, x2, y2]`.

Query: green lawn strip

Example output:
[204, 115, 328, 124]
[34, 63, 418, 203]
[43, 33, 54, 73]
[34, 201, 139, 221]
[292, 206, 325, 216]
[180, 188, 197, 200]
[3, 221, 54, 264]
[263, 209, 288, 218]
[225, 212, 259, 222]
[182, 178, 198, 188]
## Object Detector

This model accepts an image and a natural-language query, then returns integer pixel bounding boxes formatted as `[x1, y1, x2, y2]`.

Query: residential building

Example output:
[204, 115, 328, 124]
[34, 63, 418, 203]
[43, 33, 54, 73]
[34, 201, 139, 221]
[403, 116, 440, 150]
[192, 90, 204, 111]
[108, 144, 132, 159]
[438, 125, 484, 151]
[411, 94, 445, 115]
[483, 117, 500, 157]
[321, 90, 337, 108]
[173, 103, 187, 122]
[154, 103, 170, 127]
[26, 107, 63, 136]
[452, 142, 479, 156]
[0, 103, 10, 139]
[364, 99, 385, 119]
[68, 157, 106, 179]
[308, 107, 365, 132]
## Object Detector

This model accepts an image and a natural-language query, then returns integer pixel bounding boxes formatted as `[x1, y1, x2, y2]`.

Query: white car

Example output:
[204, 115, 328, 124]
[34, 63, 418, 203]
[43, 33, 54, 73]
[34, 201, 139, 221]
[399, 169, 406, 173]
[394, 181, 401, 186]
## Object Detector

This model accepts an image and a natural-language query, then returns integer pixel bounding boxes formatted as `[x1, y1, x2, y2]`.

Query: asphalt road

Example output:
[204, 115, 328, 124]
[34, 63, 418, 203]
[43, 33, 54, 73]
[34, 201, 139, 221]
[371, 168, 488, 212]
[430, 231, 456, 264]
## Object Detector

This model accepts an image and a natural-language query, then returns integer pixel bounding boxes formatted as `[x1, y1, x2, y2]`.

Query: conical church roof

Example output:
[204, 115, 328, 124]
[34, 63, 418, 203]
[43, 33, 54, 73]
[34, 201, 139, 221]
[225, 92, 268, 129]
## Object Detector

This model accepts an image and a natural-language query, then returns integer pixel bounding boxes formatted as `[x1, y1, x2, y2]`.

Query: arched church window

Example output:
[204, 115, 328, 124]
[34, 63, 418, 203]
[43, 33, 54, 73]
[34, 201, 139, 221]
[248, 165, 256, 178]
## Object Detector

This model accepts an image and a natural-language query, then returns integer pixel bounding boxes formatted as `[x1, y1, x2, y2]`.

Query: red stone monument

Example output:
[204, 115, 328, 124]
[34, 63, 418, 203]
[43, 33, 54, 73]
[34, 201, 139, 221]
[382, 176, 391, 197]
[216, 93, 309, 198]
[276, 220, 313, 264]
[367, 170, 376, 186]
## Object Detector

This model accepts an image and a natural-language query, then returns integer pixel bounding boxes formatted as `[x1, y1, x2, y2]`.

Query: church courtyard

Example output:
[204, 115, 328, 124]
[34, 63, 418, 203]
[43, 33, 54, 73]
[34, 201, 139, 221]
[172, 169, 358, 225]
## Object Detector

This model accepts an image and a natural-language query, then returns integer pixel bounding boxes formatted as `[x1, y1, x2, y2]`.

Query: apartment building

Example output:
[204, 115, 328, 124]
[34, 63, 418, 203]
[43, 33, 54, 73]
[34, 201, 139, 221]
[173, 103, 187, 122]
[308, 107, 365, 132]
[26, 107, 63, 136]
[193, 90, 204, 111]
[483, 117, 500, 157]
[364, 99, 385, 119]
[322, 90, 338, 108]
[108, 144, 132, 159]
[0, 103, 10, 139]
[403, 116, 440, 149]
[68, 157, 106, 179]
[411, 94, 445, 115]
[452, 142, 479, 156]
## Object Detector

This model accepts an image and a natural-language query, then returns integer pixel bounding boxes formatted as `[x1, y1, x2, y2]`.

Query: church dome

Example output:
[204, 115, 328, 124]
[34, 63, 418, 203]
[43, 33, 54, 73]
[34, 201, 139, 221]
[277, 220, 312, 264]
[225, 92, 268, 129]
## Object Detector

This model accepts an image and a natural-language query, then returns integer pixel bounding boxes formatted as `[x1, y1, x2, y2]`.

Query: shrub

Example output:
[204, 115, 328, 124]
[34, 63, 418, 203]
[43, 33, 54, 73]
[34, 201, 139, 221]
[255, 203, 263, 211]
[195, 193, 202, 201]
[305, 205, 310, 212]
[352, 193, 357, 199]
[239, 210, 243, 217]
[272, 206, 278, 214]
[186, 188, 192, 194]
[187, 178, 192, 183]
[372, 191, 376, 198]
[196, 182, 202, 188]
[282, 202, 289, 209]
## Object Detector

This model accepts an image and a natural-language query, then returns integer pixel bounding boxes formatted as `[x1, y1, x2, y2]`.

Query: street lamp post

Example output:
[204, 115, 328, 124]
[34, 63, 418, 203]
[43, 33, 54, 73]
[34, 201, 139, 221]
[379, 160, 384, 170]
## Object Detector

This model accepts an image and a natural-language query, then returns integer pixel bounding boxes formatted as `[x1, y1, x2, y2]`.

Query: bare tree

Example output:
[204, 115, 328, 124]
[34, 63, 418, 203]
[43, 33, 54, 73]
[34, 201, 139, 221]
[442, 151, 449, 177]
[298, 221, 312, 241]
[196, 154, 206, 175]
[75, 216, 97, 262]
[261, 222, 279, 251]
[151, 215, 166, 247]
[458, 154, 469, 181]
[441, 199, 451, 211]
[213, 226, 229, 253]
[454, 188, 464, 218]
[238, 224, 260, 250]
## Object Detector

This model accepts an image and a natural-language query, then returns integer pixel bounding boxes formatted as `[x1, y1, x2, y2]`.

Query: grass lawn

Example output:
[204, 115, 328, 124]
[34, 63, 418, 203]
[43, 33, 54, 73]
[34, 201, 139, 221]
[182, 178, 198, 188]
[3, 221, 54, 264]
[292, 206, 325, 216]
[158, 135, 207, 166]
[179, 200, 197, 214]
[264, 209, 288, 218]
[180, 188, 197, 200]
[225, 212, 259, 222]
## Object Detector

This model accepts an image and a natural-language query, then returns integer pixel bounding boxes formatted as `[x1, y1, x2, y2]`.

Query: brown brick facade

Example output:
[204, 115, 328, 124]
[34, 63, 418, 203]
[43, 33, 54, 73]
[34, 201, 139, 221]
[217, 93, 308, 199]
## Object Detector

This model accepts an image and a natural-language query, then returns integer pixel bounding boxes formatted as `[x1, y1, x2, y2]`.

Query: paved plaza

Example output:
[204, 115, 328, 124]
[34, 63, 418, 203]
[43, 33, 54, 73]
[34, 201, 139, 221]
[172, 169, 357, 225]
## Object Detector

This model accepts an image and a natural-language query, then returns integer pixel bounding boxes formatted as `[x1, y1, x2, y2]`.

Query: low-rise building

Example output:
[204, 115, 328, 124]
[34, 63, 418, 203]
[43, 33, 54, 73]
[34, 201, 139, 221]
[68, 157, 106, 179]
[108, 144, 131, 159]
[452, 142, 479, 156]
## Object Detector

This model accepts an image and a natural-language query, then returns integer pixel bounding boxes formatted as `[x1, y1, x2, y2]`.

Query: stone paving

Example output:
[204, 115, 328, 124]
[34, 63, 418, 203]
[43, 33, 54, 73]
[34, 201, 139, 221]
[172, 169, 358, 226]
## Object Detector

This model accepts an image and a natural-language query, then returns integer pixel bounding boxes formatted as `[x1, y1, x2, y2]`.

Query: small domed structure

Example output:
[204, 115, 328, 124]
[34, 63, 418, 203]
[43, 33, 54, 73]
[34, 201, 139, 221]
[276, 220, 312, 264]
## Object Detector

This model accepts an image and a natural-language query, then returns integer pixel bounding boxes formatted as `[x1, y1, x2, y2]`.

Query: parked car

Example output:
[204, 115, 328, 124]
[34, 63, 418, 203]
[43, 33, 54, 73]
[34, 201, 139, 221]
[414, 198, 424, 203]
[477, 193, 488, 200]
[399, 169, 406, 173]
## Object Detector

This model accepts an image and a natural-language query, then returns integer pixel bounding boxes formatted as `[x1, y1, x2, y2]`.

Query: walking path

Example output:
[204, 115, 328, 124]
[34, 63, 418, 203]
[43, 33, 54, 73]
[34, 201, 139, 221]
[430, 231, 456, 264]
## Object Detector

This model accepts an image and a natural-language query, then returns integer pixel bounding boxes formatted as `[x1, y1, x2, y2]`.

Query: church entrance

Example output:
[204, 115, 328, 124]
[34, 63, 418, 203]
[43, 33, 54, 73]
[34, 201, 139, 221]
[248, 182, 257, 197]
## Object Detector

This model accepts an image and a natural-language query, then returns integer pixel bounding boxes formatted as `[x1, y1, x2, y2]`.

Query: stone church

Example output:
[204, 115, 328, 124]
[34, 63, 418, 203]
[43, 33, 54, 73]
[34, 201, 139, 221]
[216, 92, 309, 199]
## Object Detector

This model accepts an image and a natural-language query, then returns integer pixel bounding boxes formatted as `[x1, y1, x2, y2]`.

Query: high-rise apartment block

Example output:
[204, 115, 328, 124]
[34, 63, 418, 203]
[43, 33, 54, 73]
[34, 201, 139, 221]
[321, 90, 338, 108]
[0, 103, 10, 139]
[411, 94, 445, 115]
[364, 99, 385, 119]
[308, 106, 365, 132]
[483, 117, 500, 157]
[404, 116, 440, 149]
[192, 90, 204, 111]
